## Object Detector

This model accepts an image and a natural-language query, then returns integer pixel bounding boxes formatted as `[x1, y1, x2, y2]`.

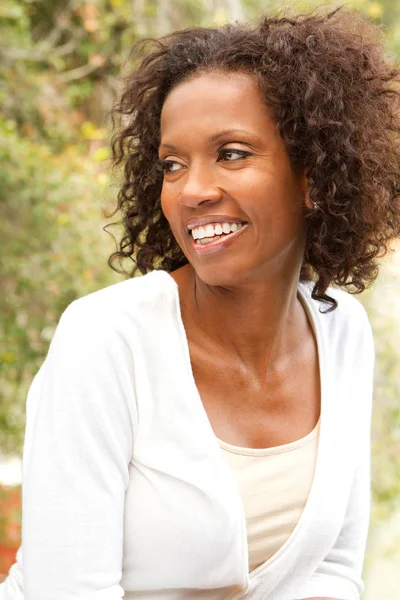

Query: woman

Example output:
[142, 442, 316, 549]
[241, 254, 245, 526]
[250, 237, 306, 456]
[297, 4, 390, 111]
[1, 7, 400, 600]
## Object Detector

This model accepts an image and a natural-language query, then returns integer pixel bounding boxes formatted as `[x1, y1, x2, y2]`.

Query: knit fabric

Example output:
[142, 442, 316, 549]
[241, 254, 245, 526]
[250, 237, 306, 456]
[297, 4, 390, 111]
[0, 270, 374, 600]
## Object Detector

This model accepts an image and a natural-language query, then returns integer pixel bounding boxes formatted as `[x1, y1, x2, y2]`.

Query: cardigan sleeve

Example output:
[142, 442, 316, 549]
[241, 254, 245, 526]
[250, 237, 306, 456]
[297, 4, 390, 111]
[18, 299, 136, 600]
[297, 444, 371, 600]
[297, 310, 374, 600]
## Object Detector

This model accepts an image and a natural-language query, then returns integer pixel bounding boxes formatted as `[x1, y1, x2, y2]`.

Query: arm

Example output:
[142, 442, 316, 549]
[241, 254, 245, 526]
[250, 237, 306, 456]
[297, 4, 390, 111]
[296, 448, 371, 600]
[20, 300, 137, 600]
[297, 313, 374, 600]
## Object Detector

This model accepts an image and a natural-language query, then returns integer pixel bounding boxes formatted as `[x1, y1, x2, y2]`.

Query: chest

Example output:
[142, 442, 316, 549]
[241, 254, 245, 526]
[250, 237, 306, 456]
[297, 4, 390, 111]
[189, 342, 320, 449]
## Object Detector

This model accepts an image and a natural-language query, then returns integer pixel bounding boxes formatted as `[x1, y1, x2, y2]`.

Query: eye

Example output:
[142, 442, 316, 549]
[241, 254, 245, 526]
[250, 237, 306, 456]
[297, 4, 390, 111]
[218, 148, 252, 162]
[156, 159, 184, 174]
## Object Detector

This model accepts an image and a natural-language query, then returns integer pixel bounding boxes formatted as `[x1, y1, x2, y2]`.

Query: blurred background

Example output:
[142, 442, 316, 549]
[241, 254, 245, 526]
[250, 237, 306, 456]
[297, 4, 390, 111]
[0, 0, 399, 595]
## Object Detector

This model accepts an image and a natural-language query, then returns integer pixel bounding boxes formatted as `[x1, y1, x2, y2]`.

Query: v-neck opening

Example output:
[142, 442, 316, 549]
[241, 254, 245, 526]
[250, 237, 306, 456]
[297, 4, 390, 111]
[154, 270, 326, 588]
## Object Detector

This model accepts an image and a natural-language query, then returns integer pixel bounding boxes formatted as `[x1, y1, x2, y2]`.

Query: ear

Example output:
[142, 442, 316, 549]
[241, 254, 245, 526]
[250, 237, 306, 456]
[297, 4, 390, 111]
[304, 189, 313, 209]
[300, 171, 313, 209]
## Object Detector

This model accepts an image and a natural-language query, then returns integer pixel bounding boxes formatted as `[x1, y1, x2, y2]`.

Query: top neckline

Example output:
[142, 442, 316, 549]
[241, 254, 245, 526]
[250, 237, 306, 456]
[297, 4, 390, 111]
[218, 416, 320, 457]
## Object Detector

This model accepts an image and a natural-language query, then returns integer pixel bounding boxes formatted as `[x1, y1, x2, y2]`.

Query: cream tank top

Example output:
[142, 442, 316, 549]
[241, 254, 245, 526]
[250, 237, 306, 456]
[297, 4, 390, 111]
[219, 418, 320, 573]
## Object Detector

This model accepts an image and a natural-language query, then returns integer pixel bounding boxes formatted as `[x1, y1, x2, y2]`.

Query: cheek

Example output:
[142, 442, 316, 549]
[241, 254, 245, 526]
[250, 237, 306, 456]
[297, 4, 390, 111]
[233, 172, 275, 218]
[160, 187, 175, 223]
[245, 169, 302, 211]
[160, 188, 185, 244]
[241, 173, 305, 245]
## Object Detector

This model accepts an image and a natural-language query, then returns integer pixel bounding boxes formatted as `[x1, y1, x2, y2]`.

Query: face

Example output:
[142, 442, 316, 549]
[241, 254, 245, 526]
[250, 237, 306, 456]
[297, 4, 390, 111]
[158, 70, 308, 287]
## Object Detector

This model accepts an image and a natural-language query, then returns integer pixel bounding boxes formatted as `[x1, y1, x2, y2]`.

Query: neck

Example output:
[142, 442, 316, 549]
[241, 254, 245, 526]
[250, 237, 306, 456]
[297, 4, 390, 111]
[175, 263, 307, 378]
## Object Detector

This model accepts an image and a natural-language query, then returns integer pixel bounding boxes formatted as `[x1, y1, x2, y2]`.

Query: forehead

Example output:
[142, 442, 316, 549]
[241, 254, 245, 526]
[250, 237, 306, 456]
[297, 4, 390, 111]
[160, 71, 273, 137]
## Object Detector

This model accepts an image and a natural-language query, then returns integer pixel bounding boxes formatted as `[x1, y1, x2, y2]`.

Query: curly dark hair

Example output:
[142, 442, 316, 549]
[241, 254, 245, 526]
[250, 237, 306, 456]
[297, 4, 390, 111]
[108, 6, 400, 310]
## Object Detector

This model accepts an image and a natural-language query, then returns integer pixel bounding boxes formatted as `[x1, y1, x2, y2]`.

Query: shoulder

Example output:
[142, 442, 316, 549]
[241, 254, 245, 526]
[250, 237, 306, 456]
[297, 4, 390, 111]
[299, 281, 375, 363]
[299, 280, 372, 329]
[50, 270, 176, 352]
[69, 270, 173, 317]
[60, 270, 174, 326]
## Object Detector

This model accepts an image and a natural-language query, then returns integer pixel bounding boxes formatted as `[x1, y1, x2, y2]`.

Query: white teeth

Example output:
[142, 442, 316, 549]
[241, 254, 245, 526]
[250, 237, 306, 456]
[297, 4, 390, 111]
[196, 237, 215, 245]
[205, 224, 215, 237]
[194, 226, 205, 240]
[190, 221, 244, 240]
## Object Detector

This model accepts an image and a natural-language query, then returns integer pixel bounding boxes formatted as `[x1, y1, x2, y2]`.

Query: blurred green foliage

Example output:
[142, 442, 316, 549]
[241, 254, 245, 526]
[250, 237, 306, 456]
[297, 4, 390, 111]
[0, 0, 399, 533]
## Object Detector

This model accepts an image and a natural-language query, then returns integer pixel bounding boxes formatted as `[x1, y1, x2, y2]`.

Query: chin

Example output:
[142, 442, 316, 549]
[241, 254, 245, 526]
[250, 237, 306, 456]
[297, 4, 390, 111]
[190, 260, 250, 289]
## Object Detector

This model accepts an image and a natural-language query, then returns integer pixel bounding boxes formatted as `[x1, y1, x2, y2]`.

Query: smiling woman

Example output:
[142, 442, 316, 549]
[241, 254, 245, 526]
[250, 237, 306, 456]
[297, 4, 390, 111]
[1, 6, 400, 600]
[157, 71, 309, 285]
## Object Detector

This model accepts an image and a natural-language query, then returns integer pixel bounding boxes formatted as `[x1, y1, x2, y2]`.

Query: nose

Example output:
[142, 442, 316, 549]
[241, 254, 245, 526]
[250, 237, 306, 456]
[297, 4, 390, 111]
[178, 163, 223, 208]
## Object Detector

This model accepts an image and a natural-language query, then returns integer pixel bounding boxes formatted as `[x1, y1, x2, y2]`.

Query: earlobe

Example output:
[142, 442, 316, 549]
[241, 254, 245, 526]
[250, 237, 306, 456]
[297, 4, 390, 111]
[302, 174, 317, 210]
[304, 190, 313, 209]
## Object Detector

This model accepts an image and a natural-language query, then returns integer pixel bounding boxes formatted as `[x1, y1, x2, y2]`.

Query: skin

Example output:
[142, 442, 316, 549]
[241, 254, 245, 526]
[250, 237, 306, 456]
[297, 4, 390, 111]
[159, 70, 321, 451]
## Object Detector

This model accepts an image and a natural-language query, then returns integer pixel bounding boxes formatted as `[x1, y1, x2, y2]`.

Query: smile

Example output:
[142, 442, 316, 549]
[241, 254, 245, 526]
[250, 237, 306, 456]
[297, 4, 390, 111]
[191, 222, 249, 255]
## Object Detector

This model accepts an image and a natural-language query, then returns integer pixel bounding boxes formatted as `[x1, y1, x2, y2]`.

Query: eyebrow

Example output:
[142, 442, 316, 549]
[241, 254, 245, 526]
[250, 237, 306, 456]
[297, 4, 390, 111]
[159, 128, 256, 151]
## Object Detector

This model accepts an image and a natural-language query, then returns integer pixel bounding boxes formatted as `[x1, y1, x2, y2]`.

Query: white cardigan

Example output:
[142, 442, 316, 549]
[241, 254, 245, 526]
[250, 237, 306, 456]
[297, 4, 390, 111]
[0, 270, 374, 600]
